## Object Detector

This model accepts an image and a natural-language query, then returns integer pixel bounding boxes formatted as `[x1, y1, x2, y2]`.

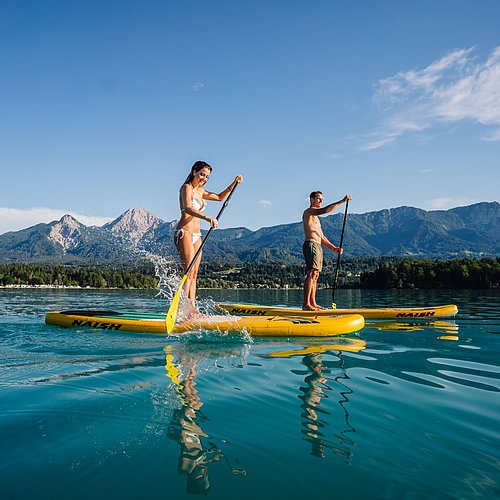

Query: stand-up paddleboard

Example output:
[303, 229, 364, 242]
[216, 303, 458, 319]
[45, 310, 365, 337]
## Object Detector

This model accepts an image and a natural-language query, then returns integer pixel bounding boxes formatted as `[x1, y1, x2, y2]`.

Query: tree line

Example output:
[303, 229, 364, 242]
[358, 257, 499, 289]
[198, 257, 499, 289]
[0, 263, 157, 288]
[197, 257, 380, 289]
[0, 258, 498, 289]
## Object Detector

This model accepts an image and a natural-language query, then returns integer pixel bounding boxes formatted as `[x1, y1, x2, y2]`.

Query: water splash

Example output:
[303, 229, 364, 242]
[129, 243, 243, 332]
[123, 236, 182, 301]
[132, 247, 187, 313]
[146, 252, 197, 322]
[145, 251, 240, 324]
[147, 252, 181, 303]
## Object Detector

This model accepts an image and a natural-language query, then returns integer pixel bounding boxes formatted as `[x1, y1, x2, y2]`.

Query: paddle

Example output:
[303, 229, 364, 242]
[166, 179, 241, 333]
[332, 198, 349, 309]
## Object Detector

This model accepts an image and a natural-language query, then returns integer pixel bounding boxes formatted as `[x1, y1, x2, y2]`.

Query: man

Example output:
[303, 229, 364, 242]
[302, 191, 352, 310]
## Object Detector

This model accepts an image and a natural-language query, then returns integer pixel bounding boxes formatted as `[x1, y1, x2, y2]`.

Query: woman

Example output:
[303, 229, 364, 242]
[175, 160, 242, 314]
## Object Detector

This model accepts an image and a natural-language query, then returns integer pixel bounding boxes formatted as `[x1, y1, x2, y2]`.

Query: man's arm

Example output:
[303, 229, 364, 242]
[321, 234, 343, 254]
[308, 195, 351, 216]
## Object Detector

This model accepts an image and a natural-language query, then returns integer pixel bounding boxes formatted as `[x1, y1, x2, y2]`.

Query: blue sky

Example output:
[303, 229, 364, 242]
[1, 0, 499, 234]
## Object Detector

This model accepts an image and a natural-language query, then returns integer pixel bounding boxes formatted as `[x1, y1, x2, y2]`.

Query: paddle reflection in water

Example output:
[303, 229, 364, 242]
[266, 338, 366, 463]
[164, 343, 247, 495]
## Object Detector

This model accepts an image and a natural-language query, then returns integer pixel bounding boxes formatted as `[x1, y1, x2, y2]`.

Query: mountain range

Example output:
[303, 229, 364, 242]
[0, 203, 498, 264]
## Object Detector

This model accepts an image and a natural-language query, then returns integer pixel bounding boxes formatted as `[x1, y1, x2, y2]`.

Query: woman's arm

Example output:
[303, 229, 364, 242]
[203, 175, 242, 201]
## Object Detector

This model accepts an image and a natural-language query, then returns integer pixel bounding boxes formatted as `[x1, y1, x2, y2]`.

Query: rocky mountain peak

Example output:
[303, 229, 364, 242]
[59, 214, 83, 228]
[104, 207, 164, 241]
[48, 214, 84, 251]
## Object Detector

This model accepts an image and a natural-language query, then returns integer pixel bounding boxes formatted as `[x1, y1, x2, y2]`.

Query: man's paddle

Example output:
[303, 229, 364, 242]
[332, 198, 349, 309]
[166, 179, 241, 333]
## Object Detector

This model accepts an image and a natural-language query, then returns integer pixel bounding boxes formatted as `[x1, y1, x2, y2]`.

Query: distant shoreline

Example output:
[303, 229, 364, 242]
[0, 284, 132, 290]
[0, 284, 303, 290]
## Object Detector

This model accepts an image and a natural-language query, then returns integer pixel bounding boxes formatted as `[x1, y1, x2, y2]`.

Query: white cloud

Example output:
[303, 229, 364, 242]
[361, 131, 401, 151]
[192, 82, 205, 92]
[258, 199, 272, 208]
[0, 207, 113, 235]
[374, 48, 473, 105]
[425, 197, 475, 210]
[365, 46, 500, 149]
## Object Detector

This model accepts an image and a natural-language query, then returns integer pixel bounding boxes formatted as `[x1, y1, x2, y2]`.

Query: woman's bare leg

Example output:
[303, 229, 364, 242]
[175, 233, 203, 319]
[187, 243, 202, 301]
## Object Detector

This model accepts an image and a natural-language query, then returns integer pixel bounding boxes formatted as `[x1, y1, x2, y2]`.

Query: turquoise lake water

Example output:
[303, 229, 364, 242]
[1, 288, 499, 499]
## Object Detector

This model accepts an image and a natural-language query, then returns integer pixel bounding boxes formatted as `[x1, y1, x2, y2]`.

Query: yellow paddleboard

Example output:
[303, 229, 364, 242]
[45, 310, 365, 337]
[216, 303, 458, 319]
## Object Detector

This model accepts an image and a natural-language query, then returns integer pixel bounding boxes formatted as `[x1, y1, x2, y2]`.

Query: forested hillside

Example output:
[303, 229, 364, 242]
[1, 258, 497, 289]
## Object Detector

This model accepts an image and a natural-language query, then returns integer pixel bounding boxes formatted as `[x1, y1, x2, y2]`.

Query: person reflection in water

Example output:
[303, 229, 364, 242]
[166, 362, 222, 494]
[299, 353, 328, 458]
[165, 346, 246, 495]
[298, 352, 355, 462]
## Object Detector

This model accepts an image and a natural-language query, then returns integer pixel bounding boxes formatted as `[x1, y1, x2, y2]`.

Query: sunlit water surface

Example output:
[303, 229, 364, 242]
[1, 288, 499, 499]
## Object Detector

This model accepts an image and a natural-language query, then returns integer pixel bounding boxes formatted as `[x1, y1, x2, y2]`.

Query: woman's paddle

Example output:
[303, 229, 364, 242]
[332, 199, 349, 309]
[166, 179, 241, 333]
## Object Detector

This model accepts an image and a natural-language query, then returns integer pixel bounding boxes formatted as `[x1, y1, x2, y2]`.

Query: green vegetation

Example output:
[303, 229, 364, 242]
[1, 258, 498, 289]
[359, 258, 499, 289]
[197, 257, 381, 289]
[0, 263, 158, 288]
[198, 257, 499, 289]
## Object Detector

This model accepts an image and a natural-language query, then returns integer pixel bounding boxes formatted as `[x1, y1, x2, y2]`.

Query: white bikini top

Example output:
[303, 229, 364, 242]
[192, 194, 206, 212]
[180, 184, 206, 213]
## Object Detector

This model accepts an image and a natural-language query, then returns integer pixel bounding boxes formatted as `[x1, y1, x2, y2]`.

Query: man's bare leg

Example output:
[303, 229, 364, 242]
[303, 269, 320, 310]
[311, 274, 326, 310]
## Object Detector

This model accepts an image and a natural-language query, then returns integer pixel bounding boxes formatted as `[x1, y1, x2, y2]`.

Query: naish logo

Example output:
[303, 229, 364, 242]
[229, 308, 267, 316]
[395, 312, 436, 318]
[71, 319, 122, 330]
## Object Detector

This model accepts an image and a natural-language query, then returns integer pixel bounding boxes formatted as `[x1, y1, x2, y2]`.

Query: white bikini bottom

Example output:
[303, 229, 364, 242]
[174, 229, 202, 245]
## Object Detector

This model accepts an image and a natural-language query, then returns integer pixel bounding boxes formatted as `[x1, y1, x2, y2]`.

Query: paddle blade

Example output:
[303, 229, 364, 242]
[332, 302, 337, 309]
[166, 275, 187, 333]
